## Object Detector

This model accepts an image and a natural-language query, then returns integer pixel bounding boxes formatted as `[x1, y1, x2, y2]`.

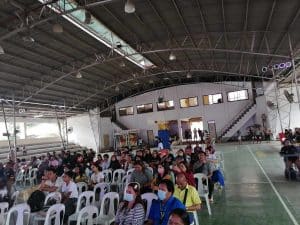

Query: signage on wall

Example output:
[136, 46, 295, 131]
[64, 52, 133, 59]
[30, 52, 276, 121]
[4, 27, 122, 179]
[262, 61, 292, 72]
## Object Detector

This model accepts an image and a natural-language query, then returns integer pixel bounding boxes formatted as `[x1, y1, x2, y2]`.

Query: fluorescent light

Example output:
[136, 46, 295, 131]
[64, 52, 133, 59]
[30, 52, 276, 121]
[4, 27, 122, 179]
[34, 114, 43, 118]
[0, 45, 4, 54]
[76, 71, 82, 78]
[169, 52, 176, 61]
[38, 0, 154, 70]
[186, 72, 192, 79]
[125, 0, 135, 13]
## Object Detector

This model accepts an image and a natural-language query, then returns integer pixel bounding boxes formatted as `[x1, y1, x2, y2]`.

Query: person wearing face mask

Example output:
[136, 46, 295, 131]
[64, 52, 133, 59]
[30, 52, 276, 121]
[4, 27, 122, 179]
[146, 179, 185, 225]
[174, 173, 201, 224]
[151, 164, 172, 191]
[115, 182, 145, 225]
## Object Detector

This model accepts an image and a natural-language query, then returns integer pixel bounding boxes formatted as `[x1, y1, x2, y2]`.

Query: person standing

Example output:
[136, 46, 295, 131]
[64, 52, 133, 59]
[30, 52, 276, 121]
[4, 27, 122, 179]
[193, 128, 198, 141]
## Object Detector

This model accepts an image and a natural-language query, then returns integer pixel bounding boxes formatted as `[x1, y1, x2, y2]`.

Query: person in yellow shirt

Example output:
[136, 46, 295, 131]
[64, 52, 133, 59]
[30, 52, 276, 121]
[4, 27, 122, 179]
[174, 173, 201, 224]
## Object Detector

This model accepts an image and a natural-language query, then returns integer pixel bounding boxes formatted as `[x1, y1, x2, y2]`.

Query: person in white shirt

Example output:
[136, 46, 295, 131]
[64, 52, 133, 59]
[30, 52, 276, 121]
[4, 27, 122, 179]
[89, 164, 104, 188]
[39, 168, 63, 194]
[61, 171, 78, 223]
[61, 171, 78, 201]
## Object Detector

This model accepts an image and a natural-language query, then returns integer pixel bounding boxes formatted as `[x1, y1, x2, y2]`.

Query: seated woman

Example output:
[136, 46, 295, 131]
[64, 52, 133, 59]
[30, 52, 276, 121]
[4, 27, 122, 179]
[73, 166, 88, 183]
[115, 182, 145, 225]
[151, 163, 171, 192]
[130, 161, 153, 193]
[89, 164, 104, 188]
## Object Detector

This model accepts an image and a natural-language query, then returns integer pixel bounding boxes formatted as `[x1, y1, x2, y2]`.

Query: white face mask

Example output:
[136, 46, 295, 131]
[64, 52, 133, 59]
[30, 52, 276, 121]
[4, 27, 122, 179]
[123, 193, 134, 202]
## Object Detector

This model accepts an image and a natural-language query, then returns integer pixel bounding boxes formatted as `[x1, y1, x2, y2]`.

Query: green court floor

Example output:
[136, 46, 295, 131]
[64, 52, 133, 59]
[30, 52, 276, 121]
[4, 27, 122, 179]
[198, 142, 300, 225]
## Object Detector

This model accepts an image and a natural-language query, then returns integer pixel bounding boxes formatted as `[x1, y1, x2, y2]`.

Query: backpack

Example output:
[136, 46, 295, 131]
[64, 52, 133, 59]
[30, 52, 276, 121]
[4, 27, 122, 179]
[27, 190, 46, 212]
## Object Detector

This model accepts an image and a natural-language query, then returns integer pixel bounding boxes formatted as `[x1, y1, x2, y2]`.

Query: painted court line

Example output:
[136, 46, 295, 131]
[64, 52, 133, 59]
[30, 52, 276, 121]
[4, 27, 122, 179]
[247, 145, 299, 225]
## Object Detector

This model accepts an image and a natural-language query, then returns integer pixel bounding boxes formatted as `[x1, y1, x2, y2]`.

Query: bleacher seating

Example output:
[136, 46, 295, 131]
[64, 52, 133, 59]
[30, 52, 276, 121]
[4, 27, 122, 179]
[0, 141, 88, 162]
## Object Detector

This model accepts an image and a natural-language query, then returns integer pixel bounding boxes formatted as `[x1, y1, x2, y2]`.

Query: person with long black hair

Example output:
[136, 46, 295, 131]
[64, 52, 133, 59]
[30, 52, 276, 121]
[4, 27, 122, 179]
[115, 182, 145, 225]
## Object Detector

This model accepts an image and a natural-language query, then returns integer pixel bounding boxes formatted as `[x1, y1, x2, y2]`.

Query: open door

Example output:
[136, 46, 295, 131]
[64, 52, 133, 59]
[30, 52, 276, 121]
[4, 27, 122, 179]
[208, 120, 217, 139]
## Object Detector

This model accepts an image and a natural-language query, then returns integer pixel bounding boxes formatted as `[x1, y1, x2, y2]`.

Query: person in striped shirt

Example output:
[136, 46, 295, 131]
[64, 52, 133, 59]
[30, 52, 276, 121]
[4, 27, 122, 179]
[115, 182, 145, 225]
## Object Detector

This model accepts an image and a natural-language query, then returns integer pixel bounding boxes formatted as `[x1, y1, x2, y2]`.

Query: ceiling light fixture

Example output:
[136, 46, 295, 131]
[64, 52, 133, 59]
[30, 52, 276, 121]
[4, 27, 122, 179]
[76, 71, 82, 79]
[125, 0, 135, 13]
[149, 80, 154, 84]
[0, 45, 4, 54]
[22, 35, 35, 43]
[169, 52, 176, 61]
[186, 72, 192, 79]
[115, 85, 120, 92]
[52, 23, 63, 33]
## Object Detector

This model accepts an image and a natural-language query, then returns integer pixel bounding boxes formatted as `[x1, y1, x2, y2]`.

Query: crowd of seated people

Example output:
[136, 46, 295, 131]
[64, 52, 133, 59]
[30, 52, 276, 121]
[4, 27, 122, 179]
[0, 141, 224, 225]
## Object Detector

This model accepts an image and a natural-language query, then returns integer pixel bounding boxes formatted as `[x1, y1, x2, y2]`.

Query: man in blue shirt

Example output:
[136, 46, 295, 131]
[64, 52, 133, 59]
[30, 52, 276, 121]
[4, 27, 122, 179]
[146, 179, 185, 225]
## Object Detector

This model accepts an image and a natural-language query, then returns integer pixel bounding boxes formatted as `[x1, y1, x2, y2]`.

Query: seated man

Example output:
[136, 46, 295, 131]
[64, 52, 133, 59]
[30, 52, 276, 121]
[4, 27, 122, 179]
[280, 140, 300, 176]
[193, 151, 214, 201]
[174, 173, 201, 223]
[39, 167, 63, 194]
[146, 179, 185, 225]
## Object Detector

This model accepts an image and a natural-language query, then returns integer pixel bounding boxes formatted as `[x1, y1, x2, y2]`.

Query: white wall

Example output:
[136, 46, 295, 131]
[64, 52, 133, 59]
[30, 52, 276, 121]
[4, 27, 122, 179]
[67, 113, 97, 150]
[116, 82, 254, 141]
[264, 81, 300, 136]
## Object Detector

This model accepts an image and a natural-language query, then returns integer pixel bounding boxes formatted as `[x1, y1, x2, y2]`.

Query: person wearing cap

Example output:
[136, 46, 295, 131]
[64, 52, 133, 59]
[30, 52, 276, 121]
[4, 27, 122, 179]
[115, 182, 145, 225]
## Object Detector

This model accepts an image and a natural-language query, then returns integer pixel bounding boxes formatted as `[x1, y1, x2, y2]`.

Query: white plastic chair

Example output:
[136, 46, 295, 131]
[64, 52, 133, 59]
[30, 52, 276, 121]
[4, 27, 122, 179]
[119, 175, 131, 194]
[111, 169, 126, 184]
[11, 191, 20, 206]
[95, 192, 119, 225]
[76, 205, 98, 225]
[76, 182, 88, 195]
[93, 183, 110, 208]
[68, 191, 95, 225]
[194, 173, 212, 215]
[5, 203, 30, 225]
[34, 203, 65, 225]
[192, 211, 200, 225]
[126, 168, 135, 176]
[0, 202, 9, 225]
[15, 170, 25, 186]
[25, 168, 38, 186]
[0, 190, 7, 200]
[102, 170, 112, 183]
[44, 192, 62, 205]
[141, 193, 158, 220]
[146, 167, 153, 175]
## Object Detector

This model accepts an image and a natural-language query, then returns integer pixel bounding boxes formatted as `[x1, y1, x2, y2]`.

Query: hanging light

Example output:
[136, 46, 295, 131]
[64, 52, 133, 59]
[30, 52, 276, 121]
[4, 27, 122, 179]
[125, 0, 135, 13]
[186, 72, 192, 79]
[22, 35, 35, 42]
[149, 80, 154, 84]
[0, 45, 4, 54]
[119, 61, 126, 67]
[115, 85, 120, 92]
[169, 52, 176, 61]
[52, 23, 63, 33]
[76, 71, 82, 79]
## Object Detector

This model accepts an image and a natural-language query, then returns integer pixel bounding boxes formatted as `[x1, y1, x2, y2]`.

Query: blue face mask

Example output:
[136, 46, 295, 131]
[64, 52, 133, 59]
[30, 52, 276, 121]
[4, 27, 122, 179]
[124, 193, 134, 202]
[157, 190, 167, 201]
